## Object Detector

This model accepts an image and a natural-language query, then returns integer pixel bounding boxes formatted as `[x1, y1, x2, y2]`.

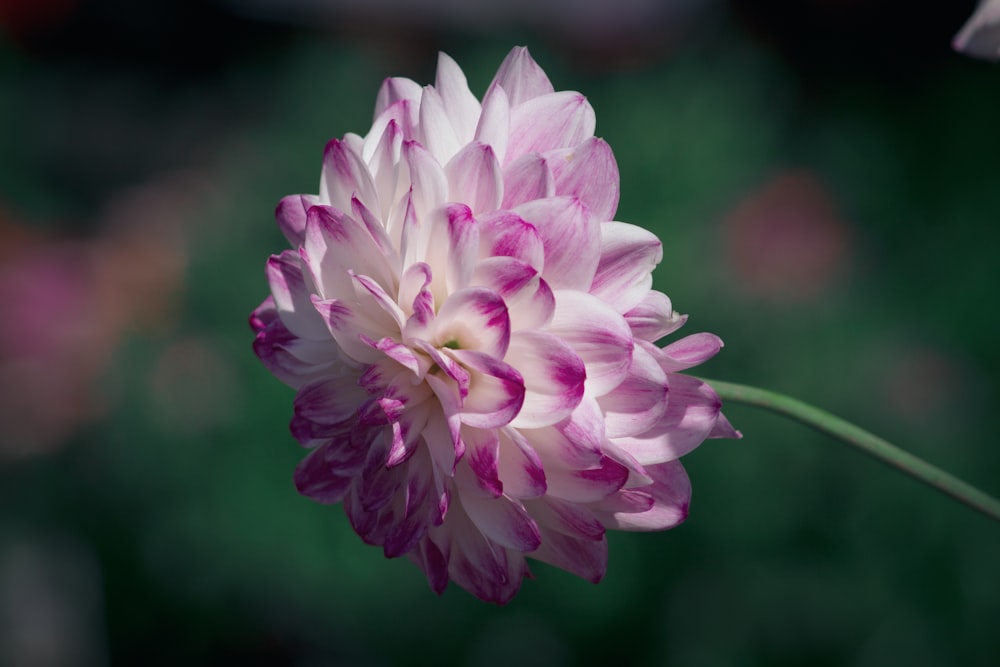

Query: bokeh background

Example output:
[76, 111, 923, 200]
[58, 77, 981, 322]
[2, 0, 998, 664]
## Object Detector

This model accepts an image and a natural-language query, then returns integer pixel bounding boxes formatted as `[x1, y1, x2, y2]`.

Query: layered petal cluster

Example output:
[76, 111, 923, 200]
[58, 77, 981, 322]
[251, 47, 739, 603]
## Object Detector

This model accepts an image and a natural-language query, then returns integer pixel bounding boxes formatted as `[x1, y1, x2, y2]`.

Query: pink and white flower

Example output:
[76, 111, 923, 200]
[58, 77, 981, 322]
[250, 47, 739, 603]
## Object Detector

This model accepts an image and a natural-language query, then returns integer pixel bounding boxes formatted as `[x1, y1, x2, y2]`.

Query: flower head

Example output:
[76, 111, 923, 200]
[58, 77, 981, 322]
[251, 47, 739, 603]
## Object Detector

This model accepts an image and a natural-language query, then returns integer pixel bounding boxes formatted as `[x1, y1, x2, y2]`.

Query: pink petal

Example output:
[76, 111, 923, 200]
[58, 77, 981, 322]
[418, 85, 461, 165]
[462, 494, 541, 552]
[529, 529, 607, 584]
[251, 298, 339, 388]
[611, 374, 723, 465]
[519, 405, 603, 471]
[441, 511, 528, 604]
[546, 290, 633, 397]
[432, 286, 511, 359]
[477, 211, 545, 271]
[447, 349, 525, 429]
[475, 83, 510, 164]
[506, 331, 586, 429]
[624, 291, 687, 343]
[293, 438, 362, 504]
[320, 138, 379, 215]
[471, 257, 554, 331]
[547, 137, 619, 222]
[501, 153, 554, 210]
[543, 455, 629, 503]
[399, 140, 448, 227]
[312, 297, 387, 364]
[490, 46, 555, 107]
[497, 427, 547, 499]
[654, 333, 724, 373]
[275, 194, 319, 248]
[589, 222, 663, 314]
[374, 76, 422, 120]
[954, 0, 1000, 60]
[458, 427, 502, 497]
[709, 411, 741, 439]
[265, 250, 328, 340]
[525, 496, 605, 541]
[514, 197, 600, 291]
[590, 460, 691, 531]
[434, 52, 482, 144]
[410, 537, 449, 595]
[507, 91, 595, 162]
[596, 340, 668, 439]
[302, 205, 395, 302]
[445, 142, 502, 214]
[293, 376, 367, 426]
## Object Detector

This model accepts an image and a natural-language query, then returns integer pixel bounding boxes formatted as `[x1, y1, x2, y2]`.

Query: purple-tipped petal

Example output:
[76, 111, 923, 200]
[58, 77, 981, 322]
[432, 287, 511, 359]
[265, 250, 328, 340]
[591, 460, 691, 531]
[447, 349, 525, 429]
[462, 494, 542, 552]
[477, 211, 545, 271]
[320, 138, 379, 215]
[528, 529, 607, 584]
[546, 290, 633, 397]
[596, 341, 668, 439]
[275, 194, 319, 248]
[506, 331, 586, 429]
[654, 333, 724, 373]
[475, 83, 510, 164]
[471, 257, 554, 331]
[612, 374, 724, 465]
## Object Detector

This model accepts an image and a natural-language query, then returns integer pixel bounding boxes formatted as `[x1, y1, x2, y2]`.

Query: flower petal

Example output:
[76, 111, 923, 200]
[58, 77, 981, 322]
[475, 83, 510, 164]
[265, 250, 328, 340]
[624, 291, 687, 342]
[476, 211, 545, 271]
[514, 197, 600, 291]
[462, 494, 541, 552]
[418, 85, 462, 165]
[547, 137, 619, 222]
[589, 222, 663, 314]
[445, 142, 503, 215]
[596, 340, 668, 439]
[431, 286, 511, 359]
[612, 374, 724, 465]
[434, 52, 482, 144]
[507, 91, 595, 161]
[590, 460, 691, 531]
[497, 427, 547, 499]
[546, 290, 633, 397]
[501, 153, 554, 210]
[447, 349, 525, 429]
[471, 256, 554, 331]
[653, 333, 724, 373]
[275, 194, 319, 247]
[490, 46, 555, 107]
[528, 530, 607, 584]
[506, 331, 585, 429]
[320, 138, 379, 215]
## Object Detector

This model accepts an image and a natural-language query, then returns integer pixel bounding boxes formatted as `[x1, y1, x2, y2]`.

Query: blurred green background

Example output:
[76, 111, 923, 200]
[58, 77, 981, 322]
[2, 1, 998, 665]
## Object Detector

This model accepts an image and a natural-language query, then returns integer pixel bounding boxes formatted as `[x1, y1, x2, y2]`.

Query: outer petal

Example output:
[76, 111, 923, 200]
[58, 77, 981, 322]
[477, 211, 545, 271]
[596, 340, 668, 439]
[507, 91, 596, 161]
[418, 85, 462, 165]
[611, 374, 724, 465]
[590, 460, 691, 531]
[624, 291, 687, 343]
[445, 142, 503, 215]
[514, 197, 600, 291]
[505, 331, 586, 429]
[546, 290, 633, 398]
[265, 250, 328, 340]
[490, 46, 555, 107]
[471, 257, 554, 331]
[293, 437, 363, 504]
[374, 76, 422, 120]
[497, 427, 547, 499]
[275, 194, 319, 247]
[320, 138, 379, 215]
[461, 494, 542, 552]
[547, 137, 619, 222]
[501, 153, 554, 210]
[475, 83, 510, 164]
[528, 530, 607, 584]
[589, 222, 663, 314]
[434, 52, 482, 144]
[654, 333, 724, 373]
[303, 205, 395, 302]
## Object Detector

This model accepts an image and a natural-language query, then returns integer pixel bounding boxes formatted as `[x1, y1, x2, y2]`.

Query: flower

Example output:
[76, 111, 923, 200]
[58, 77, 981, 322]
[954, 0, 1000, 60]
[250, 46, 739, 603]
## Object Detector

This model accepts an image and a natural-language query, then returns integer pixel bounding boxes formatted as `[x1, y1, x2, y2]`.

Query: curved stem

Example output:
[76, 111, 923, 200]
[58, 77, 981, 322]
[699, 378, 1000, 523]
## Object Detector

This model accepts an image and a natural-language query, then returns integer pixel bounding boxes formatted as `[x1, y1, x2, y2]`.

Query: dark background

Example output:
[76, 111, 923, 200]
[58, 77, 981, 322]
[2, 1, 998, 664]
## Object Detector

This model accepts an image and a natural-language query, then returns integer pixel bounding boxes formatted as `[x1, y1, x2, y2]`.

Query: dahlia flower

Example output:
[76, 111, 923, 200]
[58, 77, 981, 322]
[251, 46, 739, 603]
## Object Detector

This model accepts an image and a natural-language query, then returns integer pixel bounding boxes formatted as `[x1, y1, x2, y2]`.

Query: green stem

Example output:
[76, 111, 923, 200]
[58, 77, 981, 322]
[699, 378, 1000, 523]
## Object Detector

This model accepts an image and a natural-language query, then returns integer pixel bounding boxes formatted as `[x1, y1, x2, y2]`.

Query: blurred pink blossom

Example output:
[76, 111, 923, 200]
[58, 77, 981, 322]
[954, 0, 1000, 61]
